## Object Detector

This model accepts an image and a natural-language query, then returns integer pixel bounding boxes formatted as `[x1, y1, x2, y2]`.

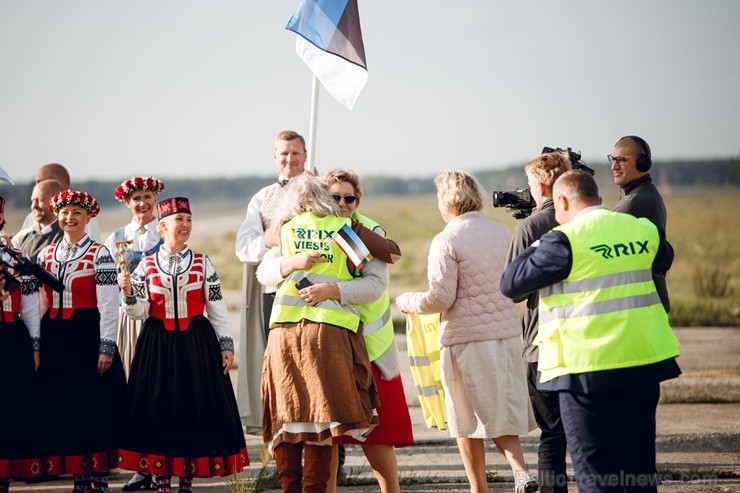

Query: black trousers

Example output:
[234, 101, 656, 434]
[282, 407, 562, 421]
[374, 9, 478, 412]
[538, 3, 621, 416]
[559, 383, 660, 493]
[528, 363, 569, 493]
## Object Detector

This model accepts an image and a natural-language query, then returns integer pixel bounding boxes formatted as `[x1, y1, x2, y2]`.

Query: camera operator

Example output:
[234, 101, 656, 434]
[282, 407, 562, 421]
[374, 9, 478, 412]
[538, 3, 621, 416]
[609, 135, 670, 313]
[504, 149, 571, 493]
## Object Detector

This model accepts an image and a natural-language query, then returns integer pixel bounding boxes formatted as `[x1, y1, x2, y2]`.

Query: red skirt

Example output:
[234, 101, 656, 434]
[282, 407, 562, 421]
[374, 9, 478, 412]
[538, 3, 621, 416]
[335, 363, 414, 446]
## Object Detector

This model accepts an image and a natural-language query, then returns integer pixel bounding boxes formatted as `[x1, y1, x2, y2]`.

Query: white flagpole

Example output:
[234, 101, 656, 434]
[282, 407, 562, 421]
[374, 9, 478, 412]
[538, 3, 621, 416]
[307, 75, 320, 172]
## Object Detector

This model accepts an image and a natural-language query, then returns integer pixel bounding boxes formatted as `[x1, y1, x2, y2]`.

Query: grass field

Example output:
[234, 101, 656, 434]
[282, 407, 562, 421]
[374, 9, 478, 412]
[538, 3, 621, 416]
[178, 190, 740, 327]
[4, 190, 738, 327]
[363, 191, 740, 327]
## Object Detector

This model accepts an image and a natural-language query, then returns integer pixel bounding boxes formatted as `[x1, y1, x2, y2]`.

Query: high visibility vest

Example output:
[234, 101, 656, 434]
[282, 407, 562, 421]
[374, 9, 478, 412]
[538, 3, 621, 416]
[353, 213, 395, 361]
[536, 209, 680, 383]
[405, 313, 446, 430]
[270, 213, 361, 331]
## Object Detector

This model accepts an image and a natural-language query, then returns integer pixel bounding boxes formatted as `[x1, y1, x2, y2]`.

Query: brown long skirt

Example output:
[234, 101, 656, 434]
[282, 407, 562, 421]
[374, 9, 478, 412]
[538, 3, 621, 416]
[262, 321, 380, 450]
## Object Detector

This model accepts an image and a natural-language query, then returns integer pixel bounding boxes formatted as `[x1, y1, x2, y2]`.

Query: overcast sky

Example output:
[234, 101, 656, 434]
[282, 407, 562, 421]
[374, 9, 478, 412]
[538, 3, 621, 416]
[1, 0, 738, 185]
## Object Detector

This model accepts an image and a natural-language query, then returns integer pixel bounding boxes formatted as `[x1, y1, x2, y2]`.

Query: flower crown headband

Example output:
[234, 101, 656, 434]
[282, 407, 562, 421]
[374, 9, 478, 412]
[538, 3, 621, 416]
[114, 176, 166, 202]
[49, 189, 101, 217]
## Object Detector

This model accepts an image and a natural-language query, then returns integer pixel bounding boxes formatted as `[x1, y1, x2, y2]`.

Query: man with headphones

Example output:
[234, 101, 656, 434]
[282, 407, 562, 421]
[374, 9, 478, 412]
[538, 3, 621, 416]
[609, 135, 670, 313]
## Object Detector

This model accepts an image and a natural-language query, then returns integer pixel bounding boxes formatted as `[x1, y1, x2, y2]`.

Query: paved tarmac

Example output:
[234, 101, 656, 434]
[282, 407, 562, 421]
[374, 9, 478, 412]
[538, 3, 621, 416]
[10, 402, 536, 493]
[12, 330, 740, 492]
[12, 401, 740, 493]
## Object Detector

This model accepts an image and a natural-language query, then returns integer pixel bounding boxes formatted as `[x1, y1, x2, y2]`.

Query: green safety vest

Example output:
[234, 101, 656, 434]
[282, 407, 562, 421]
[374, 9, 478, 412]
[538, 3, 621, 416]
[353, 213, 395, 362]
[536, 208, 680, 383]
[270, 213, 361, 331]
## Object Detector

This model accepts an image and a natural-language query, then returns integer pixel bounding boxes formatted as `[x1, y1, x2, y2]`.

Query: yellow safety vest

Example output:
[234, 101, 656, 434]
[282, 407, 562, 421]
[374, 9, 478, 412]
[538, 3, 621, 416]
[270, 213, 361, 331]
[405, 313, 446, 429]
[536, 209, 680, 383]
[353, 212, 395, 361]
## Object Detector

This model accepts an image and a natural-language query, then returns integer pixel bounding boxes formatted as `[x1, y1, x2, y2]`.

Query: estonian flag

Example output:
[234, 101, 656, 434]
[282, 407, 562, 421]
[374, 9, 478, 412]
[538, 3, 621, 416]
[332, 223, 373, 270]
[286, 0, 367, 110]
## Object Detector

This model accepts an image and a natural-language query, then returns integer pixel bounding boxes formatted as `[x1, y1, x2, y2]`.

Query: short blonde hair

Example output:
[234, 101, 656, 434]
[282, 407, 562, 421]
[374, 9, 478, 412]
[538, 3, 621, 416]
[434, 169, 484, 215]
[323, 168, 363, 202]
[524, 151, 571, 191]
[275, 130, 306, 153]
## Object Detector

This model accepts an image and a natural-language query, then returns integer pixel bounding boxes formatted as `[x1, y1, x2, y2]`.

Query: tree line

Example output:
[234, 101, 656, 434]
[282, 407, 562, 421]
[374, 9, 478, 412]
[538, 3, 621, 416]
[2, 157, 738, 210]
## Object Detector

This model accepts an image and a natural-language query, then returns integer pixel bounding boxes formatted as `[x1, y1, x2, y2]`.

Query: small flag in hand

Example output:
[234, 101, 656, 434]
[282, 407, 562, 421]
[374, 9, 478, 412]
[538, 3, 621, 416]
[332, 223, 372, 270]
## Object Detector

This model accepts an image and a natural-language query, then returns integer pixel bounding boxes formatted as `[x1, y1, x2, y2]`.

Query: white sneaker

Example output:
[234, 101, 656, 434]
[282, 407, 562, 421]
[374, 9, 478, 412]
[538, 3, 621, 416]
[514, 471, 539, 493]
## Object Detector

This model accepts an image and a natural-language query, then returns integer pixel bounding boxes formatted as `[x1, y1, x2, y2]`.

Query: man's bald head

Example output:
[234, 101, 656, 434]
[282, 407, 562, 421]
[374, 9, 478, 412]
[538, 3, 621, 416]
[32, 179, 64, 227]
[553, 170, 602, 225]
[36, 163, 70, 189]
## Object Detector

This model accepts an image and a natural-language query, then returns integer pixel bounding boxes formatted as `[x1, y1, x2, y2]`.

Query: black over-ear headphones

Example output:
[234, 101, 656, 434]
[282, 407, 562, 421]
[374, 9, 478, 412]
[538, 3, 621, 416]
[623, 135, 652, 172]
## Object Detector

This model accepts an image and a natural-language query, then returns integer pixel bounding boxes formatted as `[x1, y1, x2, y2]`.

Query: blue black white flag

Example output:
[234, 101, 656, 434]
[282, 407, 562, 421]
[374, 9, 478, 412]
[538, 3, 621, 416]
[332, 223, 373, 270]
[286, 0, 368, 110]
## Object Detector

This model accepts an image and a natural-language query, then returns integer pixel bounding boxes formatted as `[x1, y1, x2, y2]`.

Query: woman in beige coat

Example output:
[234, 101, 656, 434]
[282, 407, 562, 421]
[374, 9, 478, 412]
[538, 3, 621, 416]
[396, 169, 538, 493]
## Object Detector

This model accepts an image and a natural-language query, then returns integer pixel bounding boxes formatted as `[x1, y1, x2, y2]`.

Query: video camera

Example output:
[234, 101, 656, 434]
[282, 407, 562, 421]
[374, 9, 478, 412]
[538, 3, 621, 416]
[492, 146, 594, 219]
[491, 189, 535, 220]
[542, 146, 595, 176]
[0, 242, 65, 294]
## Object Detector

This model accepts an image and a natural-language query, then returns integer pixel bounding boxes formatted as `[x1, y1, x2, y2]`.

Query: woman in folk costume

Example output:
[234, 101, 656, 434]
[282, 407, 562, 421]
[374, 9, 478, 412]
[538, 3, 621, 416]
[103, 176, 165, 492]
[104, 176, 165, 375]
[0, 235, 43, 492]
[36, 190, 127, 493]
[260, 174, 401, 493]
[117, 197, 248, 493]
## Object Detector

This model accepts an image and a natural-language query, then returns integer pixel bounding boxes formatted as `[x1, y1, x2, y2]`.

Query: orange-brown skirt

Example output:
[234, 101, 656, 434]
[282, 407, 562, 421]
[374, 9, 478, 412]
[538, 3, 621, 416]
[262, 321, 380, 450]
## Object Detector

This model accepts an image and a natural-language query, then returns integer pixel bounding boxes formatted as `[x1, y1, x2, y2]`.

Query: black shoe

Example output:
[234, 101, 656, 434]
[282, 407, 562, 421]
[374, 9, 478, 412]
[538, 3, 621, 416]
[122, 474, 154, 491]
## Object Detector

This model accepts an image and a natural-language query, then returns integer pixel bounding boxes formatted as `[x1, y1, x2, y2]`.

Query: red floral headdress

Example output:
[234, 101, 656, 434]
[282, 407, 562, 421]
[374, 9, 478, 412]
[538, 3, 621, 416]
[157, 197, 191, 220]
[49, 189, 101, 217]
[114, 176, 166, 202]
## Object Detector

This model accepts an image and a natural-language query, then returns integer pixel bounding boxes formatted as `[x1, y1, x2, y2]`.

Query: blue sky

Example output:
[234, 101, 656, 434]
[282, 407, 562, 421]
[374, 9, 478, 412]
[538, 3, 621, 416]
[1, 1, 738, 184]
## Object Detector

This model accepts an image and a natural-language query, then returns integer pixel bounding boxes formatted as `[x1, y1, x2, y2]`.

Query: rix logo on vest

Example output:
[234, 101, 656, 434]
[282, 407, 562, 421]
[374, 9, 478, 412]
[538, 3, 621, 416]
[293, 227, 335, 240]
[590, 240, 649, 259]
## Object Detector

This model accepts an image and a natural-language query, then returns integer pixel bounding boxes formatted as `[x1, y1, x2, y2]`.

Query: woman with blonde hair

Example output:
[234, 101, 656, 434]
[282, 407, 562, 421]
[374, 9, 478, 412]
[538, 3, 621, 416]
[104, 176, 166, 491]
[37, 190, 127, 493]
[104, 176, 165, 375]
[396, 170, 538, 493]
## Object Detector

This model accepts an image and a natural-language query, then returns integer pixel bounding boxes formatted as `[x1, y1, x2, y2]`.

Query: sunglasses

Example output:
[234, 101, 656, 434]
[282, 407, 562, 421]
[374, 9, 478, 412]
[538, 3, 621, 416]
[331, 194, 357, 204]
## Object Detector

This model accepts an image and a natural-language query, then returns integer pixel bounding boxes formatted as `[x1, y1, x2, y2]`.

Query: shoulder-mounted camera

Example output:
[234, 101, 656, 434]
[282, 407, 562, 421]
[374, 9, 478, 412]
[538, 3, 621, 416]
[492, 146, 594, 219]
[0, 241, 65, 293]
